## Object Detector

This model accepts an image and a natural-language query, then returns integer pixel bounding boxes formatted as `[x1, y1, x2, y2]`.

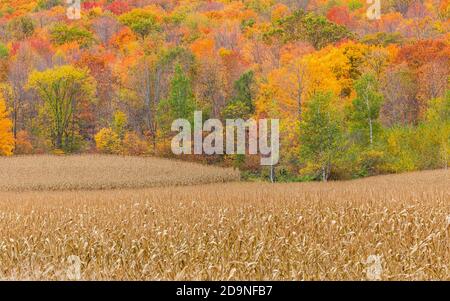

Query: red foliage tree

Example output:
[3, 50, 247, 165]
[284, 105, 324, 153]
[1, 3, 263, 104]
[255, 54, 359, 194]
[326, 6, 354, 28]
[106, 1, 131, 15]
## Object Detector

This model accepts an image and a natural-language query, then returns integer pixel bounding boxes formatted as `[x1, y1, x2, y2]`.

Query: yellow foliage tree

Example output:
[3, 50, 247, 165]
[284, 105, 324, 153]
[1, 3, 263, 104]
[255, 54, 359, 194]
[255, 67, 302, 171]
[0, 97, 14, 156]
[94, 128, 121, 155]
[301, 42, 372, 100]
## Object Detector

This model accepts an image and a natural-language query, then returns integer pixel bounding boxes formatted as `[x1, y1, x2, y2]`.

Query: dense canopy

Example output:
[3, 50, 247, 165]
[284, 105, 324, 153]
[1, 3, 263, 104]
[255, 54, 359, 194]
[0, 0, 449, 181]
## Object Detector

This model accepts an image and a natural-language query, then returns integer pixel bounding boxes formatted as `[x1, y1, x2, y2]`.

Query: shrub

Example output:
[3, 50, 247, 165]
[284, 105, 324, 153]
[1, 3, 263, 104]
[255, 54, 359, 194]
[122, 132, 149, 156]
[95, 128, 121, 154]
[357, 149, 385, 177]
[51, 148, 65, 156]
[112, 110, 128, 139]
[14, 130, 33, 155]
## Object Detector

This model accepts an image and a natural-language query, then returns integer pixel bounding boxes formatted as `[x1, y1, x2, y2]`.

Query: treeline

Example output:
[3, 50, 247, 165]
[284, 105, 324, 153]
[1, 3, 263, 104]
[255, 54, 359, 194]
[0, 0, 448, 181]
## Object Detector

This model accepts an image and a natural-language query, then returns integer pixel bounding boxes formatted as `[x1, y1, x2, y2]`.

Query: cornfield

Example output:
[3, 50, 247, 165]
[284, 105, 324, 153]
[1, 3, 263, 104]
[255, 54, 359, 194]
[0, 156, 448, 280]
[0, 155, 240, 191]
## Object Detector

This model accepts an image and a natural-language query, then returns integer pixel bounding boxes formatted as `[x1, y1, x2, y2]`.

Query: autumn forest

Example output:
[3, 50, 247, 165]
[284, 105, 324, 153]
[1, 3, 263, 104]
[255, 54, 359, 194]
[0, 0, 449, 181]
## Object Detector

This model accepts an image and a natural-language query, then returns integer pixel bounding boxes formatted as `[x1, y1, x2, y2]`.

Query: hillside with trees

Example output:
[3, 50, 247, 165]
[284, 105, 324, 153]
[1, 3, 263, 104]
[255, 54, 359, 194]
[0, 0, 449, 181]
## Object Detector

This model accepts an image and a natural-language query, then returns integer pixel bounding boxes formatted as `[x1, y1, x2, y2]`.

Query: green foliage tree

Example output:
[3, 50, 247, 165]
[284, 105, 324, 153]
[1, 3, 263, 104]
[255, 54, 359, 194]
[36, 0, 62, 10]
[222, 71, 255, 119]
[299, 92, 344, 181]
[27, 65, 96, 150]
[158, 64, 196, 134]
[266, 10, 353, 49]
[348, 0, 364, 10]
[8, 16, 34, 40]
[349, 73, 383, 146]
[381, 91, 450, 172]
[426, 90, 450, 123]
[361, 32, 404, 47]
[50, 24, 95, 48]
[0, 43, 8, 59]
[425, 91, 450, 168]
[119, 8, 161, 39]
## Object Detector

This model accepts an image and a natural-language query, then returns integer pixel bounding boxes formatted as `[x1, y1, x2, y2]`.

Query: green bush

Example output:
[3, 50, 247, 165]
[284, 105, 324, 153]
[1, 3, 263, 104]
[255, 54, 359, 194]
[0, 43, 8, 59]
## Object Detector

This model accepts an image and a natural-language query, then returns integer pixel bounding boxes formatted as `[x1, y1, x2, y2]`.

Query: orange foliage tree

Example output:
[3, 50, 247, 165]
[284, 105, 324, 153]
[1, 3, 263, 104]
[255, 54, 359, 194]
[0, 97, 14, 156]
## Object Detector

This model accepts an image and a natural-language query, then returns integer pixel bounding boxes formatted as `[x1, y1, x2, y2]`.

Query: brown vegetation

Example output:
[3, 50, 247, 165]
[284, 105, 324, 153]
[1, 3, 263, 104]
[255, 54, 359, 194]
[0, 161, 448, 280]
[0, 155, 240, 191]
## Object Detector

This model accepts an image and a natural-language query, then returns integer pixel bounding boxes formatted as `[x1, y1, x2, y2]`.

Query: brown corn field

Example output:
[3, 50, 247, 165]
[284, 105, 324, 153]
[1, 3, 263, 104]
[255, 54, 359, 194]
[0, 156, 449, 280]
[0, 155, 240, 191]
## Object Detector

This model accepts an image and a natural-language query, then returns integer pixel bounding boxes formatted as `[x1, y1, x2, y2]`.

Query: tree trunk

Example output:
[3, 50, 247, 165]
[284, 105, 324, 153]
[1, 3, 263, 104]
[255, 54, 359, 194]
[56, 133, 63, 149]
[322, 166, 327, 182]
[12, 108, 17, 147]
[365, 84, 373, 145]
[269, 165, 276, 183]
[322, 162, 331, 182]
